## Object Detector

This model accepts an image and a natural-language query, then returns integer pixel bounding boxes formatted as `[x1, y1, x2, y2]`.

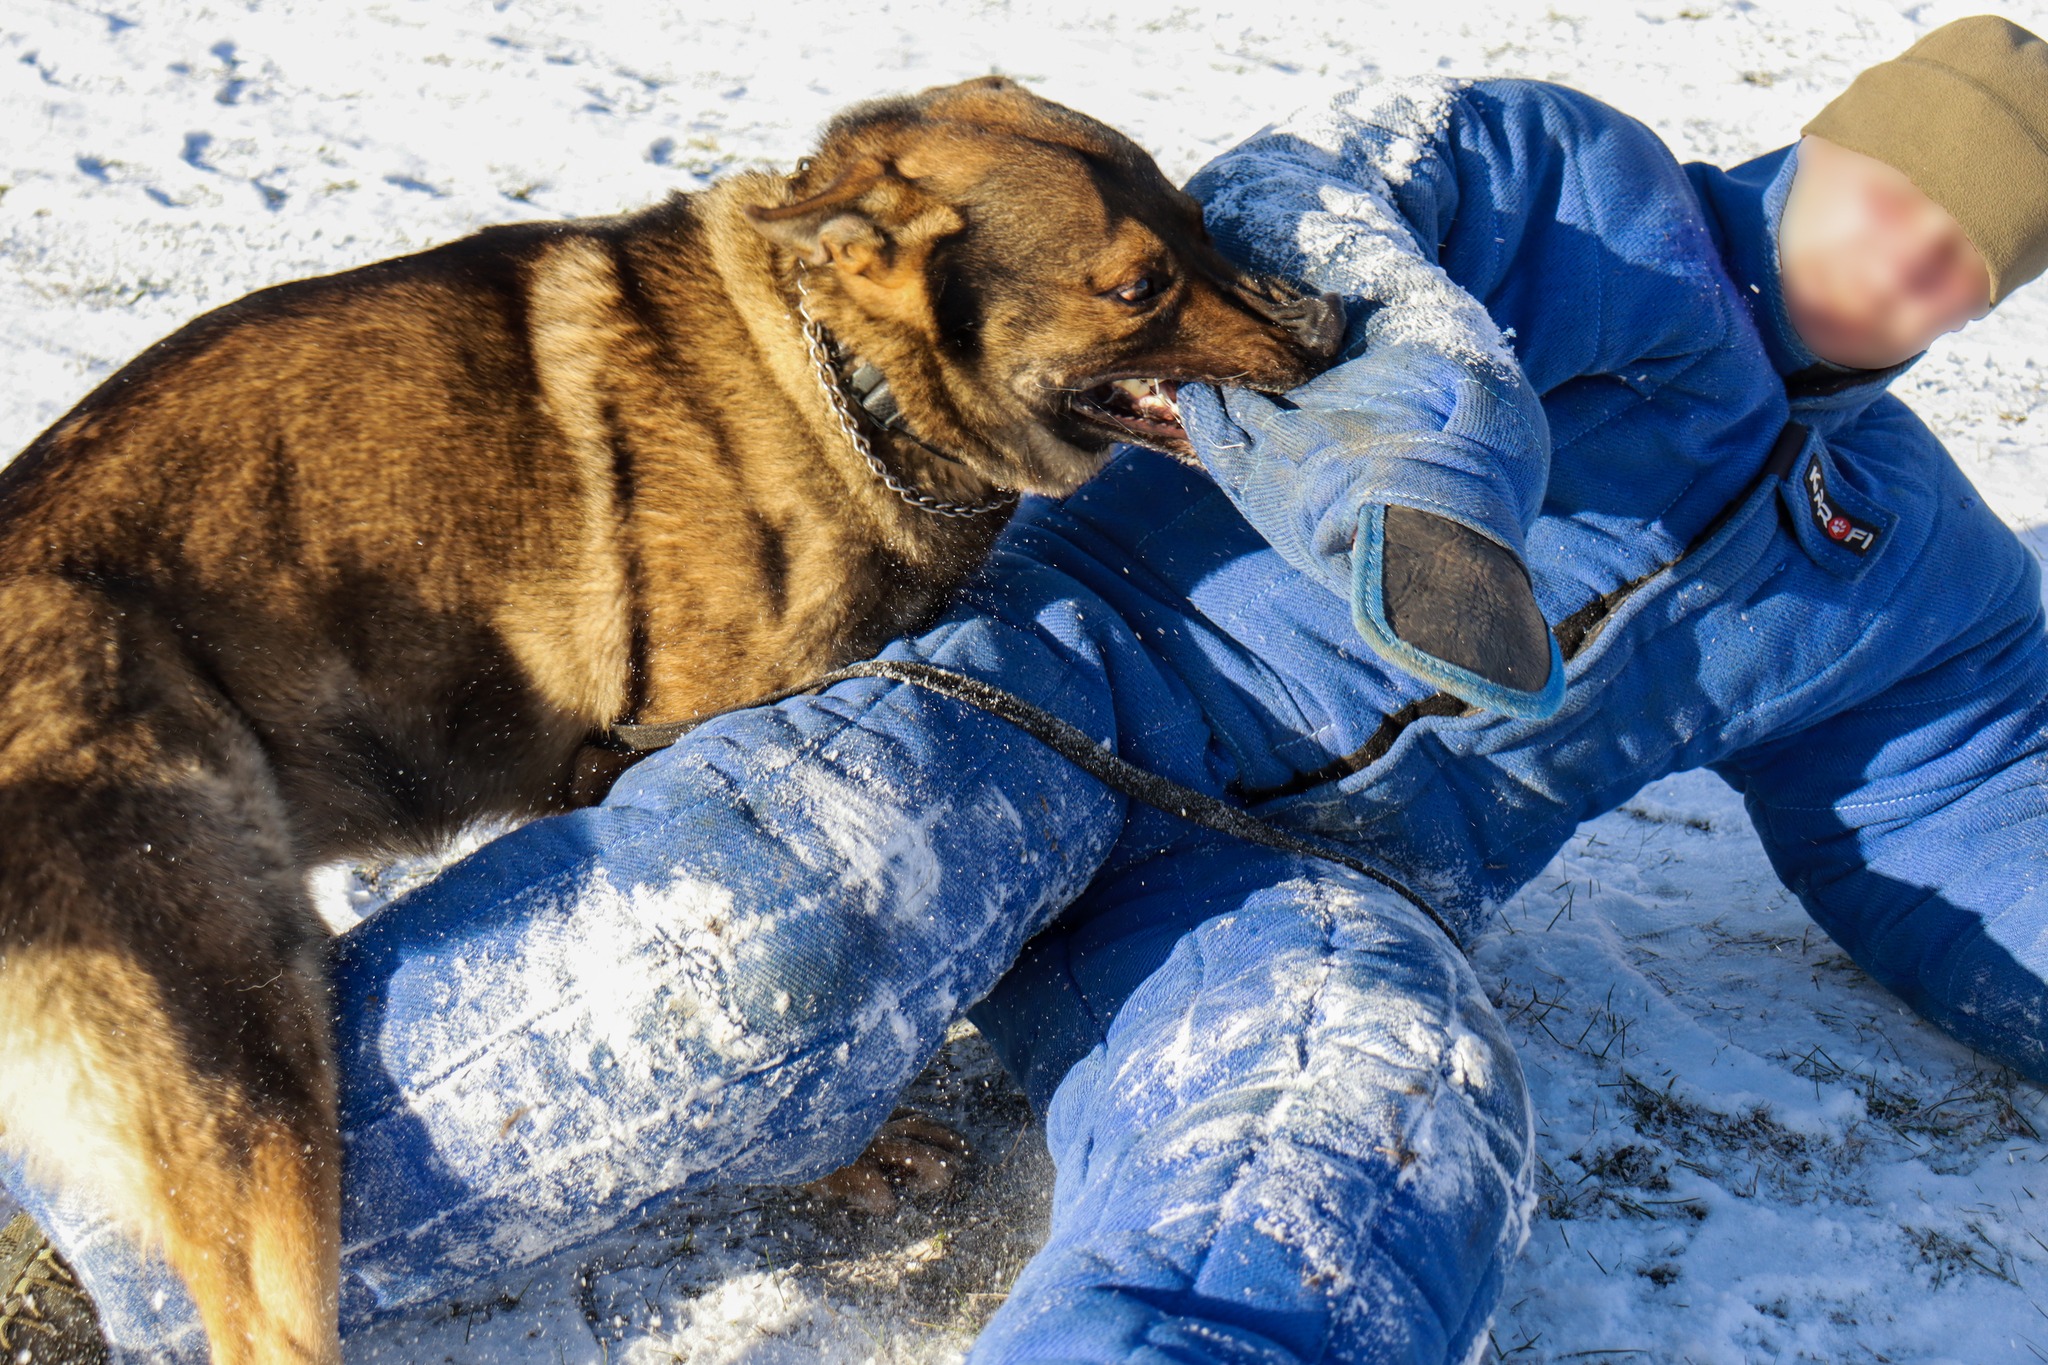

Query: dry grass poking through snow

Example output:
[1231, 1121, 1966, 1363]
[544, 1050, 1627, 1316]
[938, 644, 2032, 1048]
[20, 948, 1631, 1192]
[1476, 772, 2048, 1364]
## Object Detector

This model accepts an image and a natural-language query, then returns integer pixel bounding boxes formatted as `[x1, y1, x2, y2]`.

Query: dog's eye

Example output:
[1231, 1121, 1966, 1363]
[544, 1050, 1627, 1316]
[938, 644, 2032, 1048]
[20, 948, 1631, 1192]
[1109, 274, 1162, 306]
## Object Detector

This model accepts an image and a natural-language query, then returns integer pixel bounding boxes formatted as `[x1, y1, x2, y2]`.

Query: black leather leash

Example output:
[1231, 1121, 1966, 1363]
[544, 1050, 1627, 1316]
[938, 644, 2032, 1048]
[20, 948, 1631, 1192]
[606, 658, 1460, 949]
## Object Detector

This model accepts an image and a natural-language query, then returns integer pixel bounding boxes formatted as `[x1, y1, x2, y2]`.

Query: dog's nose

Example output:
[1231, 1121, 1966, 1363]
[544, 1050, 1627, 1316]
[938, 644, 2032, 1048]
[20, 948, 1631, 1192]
[1274, 291, 1347, 359]
[1229, 273, 1348, 360]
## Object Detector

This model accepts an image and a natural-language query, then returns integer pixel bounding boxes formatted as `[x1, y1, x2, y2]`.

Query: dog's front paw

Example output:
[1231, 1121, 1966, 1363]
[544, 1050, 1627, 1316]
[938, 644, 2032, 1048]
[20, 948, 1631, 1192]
[808, 1110, 974, 1215]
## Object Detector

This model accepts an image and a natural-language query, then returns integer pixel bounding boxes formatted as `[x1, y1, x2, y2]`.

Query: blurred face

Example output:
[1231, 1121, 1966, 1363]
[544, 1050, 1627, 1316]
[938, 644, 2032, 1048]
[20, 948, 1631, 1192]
[1778, 135, 1993, 370]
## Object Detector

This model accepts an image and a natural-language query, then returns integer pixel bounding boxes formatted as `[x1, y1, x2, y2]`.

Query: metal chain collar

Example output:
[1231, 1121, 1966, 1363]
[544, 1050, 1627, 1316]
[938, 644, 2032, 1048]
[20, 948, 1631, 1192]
[792, 268, 1016, 520]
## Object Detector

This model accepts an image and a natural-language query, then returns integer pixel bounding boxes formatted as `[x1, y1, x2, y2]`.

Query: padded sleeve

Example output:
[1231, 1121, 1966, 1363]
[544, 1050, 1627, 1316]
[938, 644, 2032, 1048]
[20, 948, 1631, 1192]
[1720, 554, 2048, 1083]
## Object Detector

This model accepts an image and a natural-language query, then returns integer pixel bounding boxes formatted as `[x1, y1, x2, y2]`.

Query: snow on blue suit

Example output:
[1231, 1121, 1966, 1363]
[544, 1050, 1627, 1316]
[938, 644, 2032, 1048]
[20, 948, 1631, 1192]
[23, 76, 2048, 1364]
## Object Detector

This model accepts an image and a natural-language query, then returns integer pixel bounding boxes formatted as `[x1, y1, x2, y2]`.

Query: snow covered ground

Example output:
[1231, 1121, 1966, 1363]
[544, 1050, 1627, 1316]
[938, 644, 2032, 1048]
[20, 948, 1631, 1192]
[9, 1, 2048, 1361]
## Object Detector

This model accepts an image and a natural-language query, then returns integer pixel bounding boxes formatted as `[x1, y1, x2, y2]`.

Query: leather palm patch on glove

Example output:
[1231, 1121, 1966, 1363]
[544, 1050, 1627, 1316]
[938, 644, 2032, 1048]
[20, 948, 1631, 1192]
[1383, 506, 1553, 690]
[1354, 504, 1565, 719]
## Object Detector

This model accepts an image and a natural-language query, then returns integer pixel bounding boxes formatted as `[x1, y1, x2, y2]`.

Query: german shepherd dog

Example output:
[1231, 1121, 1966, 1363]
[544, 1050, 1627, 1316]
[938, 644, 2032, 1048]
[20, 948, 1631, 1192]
[0, 77, 1340, 1361]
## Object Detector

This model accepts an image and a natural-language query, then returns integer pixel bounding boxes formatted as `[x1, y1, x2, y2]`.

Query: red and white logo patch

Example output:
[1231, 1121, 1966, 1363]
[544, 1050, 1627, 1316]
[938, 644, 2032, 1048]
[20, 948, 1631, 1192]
[1804, 455, 1879, 556]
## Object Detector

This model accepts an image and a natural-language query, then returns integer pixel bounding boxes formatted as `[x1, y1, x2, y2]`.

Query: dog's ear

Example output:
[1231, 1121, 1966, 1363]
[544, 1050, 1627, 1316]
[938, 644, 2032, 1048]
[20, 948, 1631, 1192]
[746, 159, 963, 323]
[745, 161, 892, 271]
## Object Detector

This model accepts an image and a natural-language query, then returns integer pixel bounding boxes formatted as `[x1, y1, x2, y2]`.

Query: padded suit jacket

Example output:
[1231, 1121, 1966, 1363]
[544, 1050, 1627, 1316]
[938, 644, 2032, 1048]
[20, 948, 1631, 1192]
[1165, 75, 2048, 1083]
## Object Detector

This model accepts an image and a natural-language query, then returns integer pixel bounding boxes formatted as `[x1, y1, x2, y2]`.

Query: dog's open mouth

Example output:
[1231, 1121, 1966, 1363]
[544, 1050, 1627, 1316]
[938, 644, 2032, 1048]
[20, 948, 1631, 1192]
[1073, 377, 1184, 448]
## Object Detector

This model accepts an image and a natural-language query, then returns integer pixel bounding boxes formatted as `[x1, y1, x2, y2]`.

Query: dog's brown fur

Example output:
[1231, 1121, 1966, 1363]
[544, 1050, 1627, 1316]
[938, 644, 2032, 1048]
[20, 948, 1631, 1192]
[0, 77, 1338, 1362]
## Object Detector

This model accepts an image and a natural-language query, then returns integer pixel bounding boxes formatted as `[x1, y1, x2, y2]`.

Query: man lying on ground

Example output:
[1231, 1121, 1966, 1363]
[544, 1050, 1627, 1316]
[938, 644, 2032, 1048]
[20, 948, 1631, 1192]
[17, 14, 2048, 1364]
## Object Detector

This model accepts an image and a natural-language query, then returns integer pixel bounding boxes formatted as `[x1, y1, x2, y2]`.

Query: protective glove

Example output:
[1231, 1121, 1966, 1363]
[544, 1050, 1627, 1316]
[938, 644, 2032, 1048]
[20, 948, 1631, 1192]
[1181, 380, 1563, 720]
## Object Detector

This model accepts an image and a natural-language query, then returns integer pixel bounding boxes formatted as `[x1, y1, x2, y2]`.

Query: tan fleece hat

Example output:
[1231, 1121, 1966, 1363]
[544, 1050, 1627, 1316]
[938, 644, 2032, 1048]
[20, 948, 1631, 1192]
[1803, 15, 2048, 305]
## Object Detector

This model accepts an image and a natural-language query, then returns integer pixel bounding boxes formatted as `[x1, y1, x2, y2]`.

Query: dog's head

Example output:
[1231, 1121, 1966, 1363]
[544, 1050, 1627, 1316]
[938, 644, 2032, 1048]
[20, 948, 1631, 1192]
[746, 76, 1343, 498]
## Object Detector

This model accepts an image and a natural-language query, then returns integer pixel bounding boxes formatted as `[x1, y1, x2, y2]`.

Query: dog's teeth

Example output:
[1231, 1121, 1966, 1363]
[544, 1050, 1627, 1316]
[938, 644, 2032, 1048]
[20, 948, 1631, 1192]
[1098, 377, 1181, 429]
